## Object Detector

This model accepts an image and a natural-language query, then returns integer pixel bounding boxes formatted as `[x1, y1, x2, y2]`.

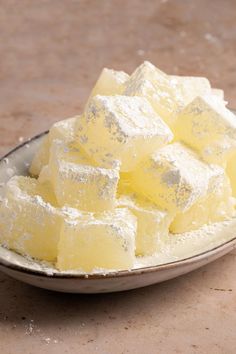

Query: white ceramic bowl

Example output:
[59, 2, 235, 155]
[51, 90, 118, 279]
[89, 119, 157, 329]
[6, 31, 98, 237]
[0, 132, 236, 293]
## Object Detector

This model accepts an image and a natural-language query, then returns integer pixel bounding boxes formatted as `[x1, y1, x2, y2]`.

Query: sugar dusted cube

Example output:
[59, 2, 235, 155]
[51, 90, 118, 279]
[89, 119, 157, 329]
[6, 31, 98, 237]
[131, 142, 211, 213]
[89, 68, 129, 97]
[49, 116, 79, 144]
[174, 95, 236, 165]
[76, 95, 173, 172]
[48, 138, 115, 212]
[52, 160, 119, 212]
[170, 167, 235, 233]
[48, 138, 92, 178]
[0, 176, 62, 261]
[57, 208, 137, 272]
[124, 61, 184, 126]
[117, 194, 172, 256]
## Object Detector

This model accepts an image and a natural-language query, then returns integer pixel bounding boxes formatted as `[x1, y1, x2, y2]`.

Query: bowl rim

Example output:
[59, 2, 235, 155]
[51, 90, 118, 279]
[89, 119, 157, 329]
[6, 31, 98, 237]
[0, 129, 236, 280]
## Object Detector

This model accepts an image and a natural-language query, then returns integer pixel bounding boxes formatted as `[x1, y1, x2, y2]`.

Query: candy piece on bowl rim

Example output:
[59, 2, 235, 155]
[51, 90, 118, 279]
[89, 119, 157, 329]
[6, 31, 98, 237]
[0, 176, 63, 262]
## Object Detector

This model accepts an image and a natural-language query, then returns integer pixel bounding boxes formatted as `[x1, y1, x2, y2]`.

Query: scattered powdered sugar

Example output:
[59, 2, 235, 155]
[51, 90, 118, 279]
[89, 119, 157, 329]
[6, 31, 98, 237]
[25, 319, 35, 335]
[137, 49, 145, 57]
[24, 318, 59, 344]
[42, 337, 59, 345]
[204, 33, 219, 44]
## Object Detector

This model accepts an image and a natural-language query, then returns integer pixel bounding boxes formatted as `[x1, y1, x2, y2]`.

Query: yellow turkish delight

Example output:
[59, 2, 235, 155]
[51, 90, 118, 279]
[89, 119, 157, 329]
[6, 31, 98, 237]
[0, 176, 62, 261]
[49, 116, 78, 144]
[124, 61, 184, 126]
[48, 138, 92, 178]
[174, 95, 236, 165]
[89, 68, 129, 98]
[131, 142, 213, 213]
[76, 95, 173, 172]
[57, 208, 137, 272]
[52, 160, 119, 212]
[170, 167, 235, 233]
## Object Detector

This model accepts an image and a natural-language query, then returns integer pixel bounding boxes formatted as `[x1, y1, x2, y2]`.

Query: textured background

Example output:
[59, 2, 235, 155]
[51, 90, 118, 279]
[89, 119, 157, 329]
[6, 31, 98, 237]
[0, 1, 236, 353]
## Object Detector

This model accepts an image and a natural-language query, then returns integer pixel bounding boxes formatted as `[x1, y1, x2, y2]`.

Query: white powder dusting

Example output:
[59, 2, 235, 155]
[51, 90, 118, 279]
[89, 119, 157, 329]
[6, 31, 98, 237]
[25, 319, 35, 335]
[204, 33, 219, 44]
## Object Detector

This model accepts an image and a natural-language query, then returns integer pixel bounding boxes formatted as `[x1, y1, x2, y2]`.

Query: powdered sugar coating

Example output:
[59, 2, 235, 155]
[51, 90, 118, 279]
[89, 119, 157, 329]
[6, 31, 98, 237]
[174, 95, 236, 165]
[132, 142, 221, 213]
[124, 61, 184, 126]
[76, 95, 173, 171]
[0, 176, 62, 261]
[53, 160, 119, 212]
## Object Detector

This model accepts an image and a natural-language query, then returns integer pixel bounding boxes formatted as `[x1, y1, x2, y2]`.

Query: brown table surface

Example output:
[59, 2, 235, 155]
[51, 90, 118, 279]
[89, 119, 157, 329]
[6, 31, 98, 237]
[1, 1, 236, 353]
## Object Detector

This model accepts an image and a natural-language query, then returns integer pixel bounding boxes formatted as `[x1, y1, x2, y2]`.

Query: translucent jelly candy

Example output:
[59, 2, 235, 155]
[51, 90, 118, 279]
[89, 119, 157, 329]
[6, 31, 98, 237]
[174, 95, 236, 165]
[124, 61, 184, 126]
[0, 176, 62, 261]
[89, 68, 129, 97]
[52, 159, 119, 212]
[131, 142, 215, 213]
[76, 95, 173, 172]
[170, 167, 235, 233]
[57, 208, 137, 272]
